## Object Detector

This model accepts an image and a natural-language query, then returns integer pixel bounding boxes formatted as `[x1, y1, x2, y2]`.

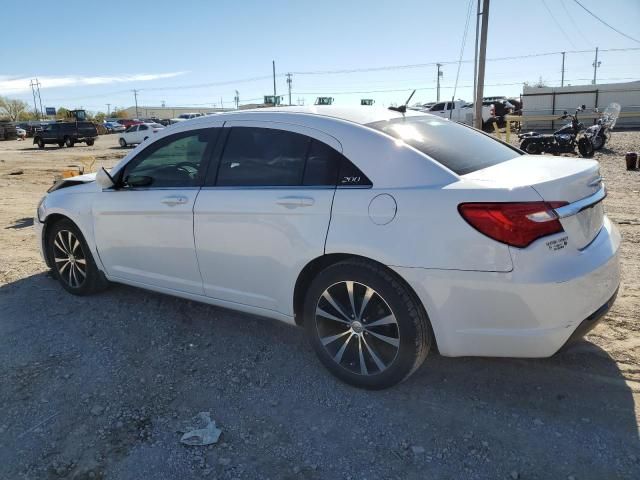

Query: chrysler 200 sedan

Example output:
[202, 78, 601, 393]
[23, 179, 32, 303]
[35, 106, 620, 389]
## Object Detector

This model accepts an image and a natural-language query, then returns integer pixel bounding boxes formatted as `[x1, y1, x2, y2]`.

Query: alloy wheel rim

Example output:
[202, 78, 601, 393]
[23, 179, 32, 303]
[315, 281, 400, 376]
[53, 230, 87, 288]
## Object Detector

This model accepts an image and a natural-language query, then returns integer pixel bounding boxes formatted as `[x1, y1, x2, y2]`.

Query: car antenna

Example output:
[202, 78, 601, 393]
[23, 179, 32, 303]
[388, 89, 416, 114]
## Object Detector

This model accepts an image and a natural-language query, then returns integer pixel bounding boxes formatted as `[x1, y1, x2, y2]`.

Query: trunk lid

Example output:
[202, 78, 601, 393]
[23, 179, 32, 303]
[464, 155, 605, 249]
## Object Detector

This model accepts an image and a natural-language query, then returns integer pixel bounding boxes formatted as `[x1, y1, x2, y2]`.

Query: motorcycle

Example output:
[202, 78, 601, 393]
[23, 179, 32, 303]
[518, 105, 594, 158]
[584, 102, 620, 150]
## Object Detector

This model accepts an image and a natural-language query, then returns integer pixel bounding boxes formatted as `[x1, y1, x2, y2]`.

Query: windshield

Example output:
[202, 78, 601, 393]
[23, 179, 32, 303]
[366, 116, 522, 175]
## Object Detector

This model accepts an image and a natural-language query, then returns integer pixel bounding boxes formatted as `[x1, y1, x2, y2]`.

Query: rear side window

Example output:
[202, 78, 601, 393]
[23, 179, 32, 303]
[217, 128, 308, 186]
[303, 140, 339, 186]
[366, 116, 521, 175]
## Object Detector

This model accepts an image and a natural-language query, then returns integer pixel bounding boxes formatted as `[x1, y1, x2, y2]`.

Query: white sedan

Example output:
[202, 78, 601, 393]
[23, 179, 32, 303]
[118, 123, 164, 147]
[35, 107, 620, 389]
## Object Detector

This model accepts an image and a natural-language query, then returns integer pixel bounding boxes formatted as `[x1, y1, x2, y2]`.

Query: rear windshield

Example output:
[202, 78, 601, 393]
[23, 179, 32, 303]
[367, 116, 522, 175]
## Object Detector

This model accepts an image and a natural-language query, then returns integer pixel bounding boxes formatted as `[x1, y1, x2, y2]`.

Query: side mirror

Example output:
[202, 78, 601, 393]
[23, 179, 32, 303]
[125, 175, 153, 187]
[96, 167, 114, 189]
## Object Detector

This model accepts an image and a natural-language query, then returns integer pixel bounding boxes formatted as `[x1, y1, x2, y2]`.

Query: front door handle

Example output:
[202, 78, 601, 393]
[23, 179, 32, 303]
[161, 195, 188, 206]
[276, 196, 315, 209]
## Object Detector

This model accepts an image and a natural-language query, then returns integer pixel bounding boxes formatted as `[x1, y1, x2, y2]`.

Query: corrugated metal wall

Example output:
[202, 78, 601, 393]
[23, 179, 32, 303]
[522, 81, 640, 130]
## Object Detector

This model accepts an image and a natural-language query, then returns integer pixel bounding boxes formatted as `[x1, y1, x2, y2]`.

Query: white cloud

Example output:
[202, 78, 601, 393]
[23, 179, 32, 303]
[0, 72, 187, 94]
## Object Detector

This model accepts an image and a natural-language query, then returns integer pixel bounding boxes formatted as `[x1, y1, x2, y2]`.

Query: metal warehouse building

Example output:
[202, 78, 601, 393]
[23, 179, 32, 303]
[521, 80, 640, 129]
[122, 106, 230, 120]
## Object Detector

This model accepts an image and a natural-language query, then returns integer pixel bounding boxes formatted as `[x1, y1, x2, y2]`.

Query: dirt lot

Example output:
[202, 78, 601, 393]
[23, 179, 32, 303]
[0, 132, 638, 480]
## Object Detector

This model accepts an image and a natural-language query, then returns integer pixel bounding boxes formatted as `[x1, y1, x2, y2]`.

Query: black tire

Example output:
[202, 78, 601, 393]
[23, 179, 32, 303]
[523, 141, 541, 155]
[119, 138, 127, 148]
[304, 259, 431, 389]
[37, 138, 45, 149]
[591, 134, 605, 150]
[57, 142, 64, 148]
[46, 219, 108, 296]
[65, 136, 74, 147]
[143, 136, 148, 141]
[86, 139, 95, 146]
[578, 137, 595, 158]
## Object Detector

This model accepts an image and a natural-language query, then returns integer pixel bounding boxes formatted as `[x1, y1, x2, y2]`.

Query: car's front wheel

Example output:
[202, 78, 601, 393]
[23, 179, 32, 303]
[37, 138, 45, 149]
[47, 219, 108, 295]
[304, 259, 431, 389]
[64, 136, 74, 147]
[119, 138, 127, 148]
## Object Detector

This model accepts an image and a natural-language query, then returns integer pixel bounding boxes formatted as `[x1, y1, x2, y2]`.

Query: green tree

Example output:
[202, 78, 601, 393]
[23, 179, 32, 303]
[56, 107, 70, 119]
[0, 96, 29, 121]
[93, 112, 106, 123]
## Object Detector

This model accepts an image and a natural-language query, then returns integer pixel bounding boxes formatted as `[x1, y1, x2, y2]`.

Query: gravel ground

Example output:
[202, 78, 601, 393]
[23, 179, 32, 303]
[0, 132, 639, 480]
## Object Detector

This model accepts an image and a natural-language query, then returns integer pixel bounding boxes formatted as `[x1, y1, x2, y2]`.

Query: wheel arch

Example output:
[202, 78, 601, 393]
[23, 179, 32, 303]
[293, 254, 435, 343]
[42, 211, 104, 272]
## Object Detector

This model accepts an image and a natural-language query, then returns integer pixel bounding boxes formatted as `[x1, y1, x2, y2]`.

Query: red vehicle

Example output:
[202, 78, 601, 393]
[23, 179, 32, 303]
[117, 119, 144, 128]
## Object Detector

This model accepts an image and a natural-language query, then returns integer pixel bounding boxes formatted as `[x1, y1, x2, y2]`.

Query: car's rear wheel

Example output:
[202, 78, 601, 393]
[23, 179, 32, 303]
[86, 139, 95, 146]
[64, 137, 74, 147]
[46, 219, 108, 296]
[304, 259, 431, 389]
[37, 138, 44, 149]
[57, 142, 64, 148]
[119, 138, 127, 148]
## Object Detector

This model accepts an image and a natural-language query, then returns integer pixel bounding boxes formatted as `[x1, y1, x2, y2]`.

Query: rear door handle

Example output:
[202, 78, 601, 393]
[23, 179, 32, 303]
[161, 195, 188, 206]
[276, 196, 315, 208]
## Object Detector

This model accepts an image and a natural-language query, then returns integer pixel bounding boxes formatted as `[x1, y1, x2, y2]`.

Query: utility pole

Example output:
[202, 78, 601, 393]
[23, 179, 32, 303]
[35, 79, 44, 120]
[220, 96, 223, 110]
[561, 52, 566, 87]
[474, 0, 490, 129]
[29, 80, 39, 119]
[234, 90, 240, 110]
[592, 47, 601, 85]
[472, 0, 481, 106]
[106, 103, 111, 116]
[272, 60, 277, 100]
[132, 89, 139, 118]
[436, 63, 443, 102]
[286, 73, 292, 106]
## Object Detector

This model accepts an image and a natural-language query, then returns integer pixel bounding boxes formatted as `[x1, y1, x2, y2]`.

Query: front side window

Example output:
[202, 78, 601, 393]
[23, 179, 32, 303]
[217, 127, 309, 186]
[367, 116, 522, 175]
[122, 130, 212, 187]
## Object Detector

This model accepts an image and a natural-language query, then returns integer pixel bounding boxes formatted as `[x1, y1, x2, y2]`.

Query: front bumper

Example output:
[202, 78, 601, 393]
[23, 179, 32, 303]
[393, 217, 621, 358]
[34, 216, 48, 266]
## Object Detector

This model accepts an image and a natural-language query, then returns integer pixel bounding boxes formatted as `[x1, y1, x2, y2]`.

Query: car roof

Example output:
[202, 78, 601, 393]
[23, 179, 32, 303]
[184, 106, 427, 127]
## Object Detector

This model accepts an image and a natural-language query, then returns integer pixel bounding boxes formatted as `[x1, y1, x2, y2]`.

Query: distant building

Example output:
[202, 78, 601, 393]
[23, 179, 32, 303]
[122, 106, 230, 120]
[522, 80, 640, 129]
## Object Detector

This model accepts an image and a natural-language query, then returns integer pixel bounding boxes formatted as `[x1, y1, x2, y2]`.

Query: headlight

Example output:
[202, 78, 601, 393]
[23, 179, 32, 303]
[37, 196, 47, 223]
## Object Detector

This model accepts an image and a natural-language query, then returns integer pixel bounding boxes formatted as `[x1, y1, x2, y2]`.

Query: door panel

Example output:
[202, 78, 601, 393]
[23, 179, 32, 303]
[194, 121, 341, 315]
[93, 189, 204, 293]
[93, 127, 220, 294]
[194, 188, 335, 312]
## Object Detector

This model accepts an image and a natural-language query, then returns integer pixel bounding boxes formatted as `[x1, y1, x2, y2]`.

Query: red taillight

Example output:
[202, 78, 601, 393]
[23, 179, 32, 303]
[458, 201, 568, 248]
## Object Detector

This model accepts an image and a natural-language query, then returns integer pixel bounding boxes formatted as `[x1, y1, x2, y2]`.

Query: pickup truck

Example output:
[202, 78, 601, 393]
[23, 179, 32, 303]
[427, 100, 496, 130]
[33, 121, 98, 148]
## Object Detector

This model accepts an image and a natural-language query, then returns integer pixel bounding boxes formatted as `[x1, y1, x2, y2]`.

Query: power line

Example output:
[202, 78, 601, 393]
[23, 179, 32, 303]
[559, 0, 591, 46]
[572, 0, 640, 44]
[542, 0, 577, 48]
[451, 0, 474, 108]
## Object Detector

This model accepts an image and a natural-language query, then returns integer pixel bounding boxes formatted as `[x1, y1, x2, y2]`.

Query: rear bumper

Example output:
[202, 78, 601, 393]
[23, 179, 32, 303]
[562, 288, 618, 348]
[393, 217, 621, 358]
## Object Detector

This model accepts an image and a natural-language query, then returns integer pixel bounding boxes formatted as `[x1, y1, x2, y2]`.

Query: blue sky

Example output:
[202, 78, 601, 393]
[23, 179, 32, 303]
[2, 0, 639, 113]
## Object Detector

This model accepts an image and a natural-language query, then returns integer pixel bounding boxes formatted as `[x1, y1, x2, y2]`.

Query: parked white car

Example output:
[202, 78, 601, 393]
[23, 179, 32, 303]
[118, 123, 164, 147]
[427, 100, 495, 128]
[35, 106, 620, 389]
[15, 127, 27, 138]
